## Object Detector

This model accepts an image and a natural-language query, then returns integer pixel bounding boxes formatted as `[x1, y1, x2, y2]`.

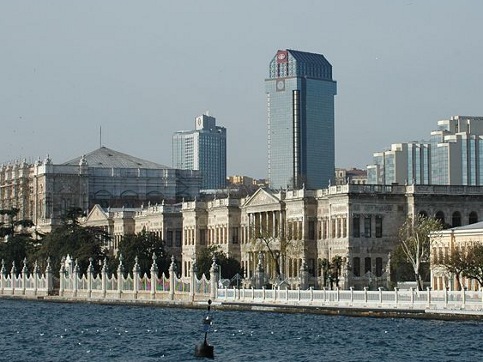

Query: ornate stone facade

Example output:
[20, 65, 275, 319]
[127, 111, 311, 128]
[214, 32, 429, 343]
[80, 184, 483, 290]
[0, 147, 202, 233]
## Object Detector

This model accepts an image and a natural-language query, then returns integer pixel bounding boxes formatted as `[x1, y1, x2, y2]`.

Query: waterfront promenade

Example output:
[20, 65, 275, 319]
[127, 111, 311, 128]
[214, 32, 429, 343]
[1, 257, 482, 319]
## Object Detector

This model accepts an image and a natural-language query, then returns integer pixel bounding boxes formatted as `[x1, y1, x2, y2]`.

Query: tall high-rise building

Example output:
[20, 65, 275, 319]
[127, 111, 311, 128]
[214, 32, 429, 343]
[266, 49, 337, 189]
[172, 114, 227, 190]
[367, 116, 483, 186]
[367, 142, 431, 185]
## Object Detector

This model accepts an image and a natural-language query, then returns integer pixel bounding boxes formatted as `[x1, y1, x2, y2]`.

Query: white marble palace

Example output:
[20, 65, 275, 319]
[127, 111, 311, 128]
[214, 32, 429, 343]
[83, 183, 483, 290]
[0, 147, 201, 233]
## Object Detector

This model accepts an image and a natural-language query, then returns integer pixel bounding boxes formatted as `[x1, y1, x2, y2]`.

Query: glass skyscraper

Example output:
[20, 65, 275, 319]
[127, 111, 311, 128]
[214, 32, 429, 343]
[266, 49, 337, 189]
[367, 116, 483, 186]
[172, 114, 226, 190]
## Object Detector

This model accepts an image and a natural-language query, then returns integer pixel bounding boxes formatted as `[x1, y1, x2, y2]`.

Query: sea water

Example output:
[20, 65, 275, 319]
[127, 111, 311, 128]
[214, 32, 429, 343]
[0, 298, 482, 362]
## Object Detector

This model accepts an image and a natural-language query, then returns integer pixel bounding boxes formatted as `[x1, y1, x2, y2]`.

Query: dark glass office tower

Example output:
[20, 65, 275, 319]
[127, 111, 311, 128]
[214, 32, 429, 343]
[266, 49, 337, 189]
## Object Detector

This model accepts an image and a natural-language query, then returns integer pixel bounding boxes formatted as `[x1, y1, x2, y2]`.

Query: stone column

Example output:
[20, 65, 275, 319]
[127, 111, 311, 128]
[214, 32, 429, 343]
[209, 256, 219, 300]
[299, 258, 309, 290]
[59, 258, 65, 297]
[150, 253, 158, 299]
[45, 256, 54, 294]
[254, 252, 265, 289]
[190, 258, 198, 301]
[33, 261, 40, 296]
[21, 258, 28, 295]
[73, 259, 79, 298]
[87, 258, 94, 299]
[11, 262, 16, 295]
[132, 256, 140, 300]
[1, 259, 6, 294]
[169, 256, 176, 301]
[117, 254, 124, 299]
[101, 258, 108, 298]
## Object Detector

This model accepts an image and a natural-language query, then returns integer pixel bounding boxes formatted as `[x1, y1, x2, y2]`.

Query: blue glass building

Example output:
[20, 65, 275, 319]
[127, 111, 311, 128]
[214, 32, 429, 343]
[172, 114, 226, 190]
[266, 49, 337, 189]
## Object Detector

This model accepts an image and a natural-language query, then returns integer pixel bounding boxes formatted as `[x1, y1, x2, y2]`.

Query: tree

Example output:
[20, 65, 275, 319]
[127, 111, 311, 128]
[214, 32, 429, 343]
[435, 245, 467, 290]
[0, 208, 21, 237]
[320, 256, 343, 289]
[462, 243, 483, 287]
[116, 228, 170, 276]
[33, 207, 110, 276]
[0, 208, 37, 273]
[196, 245, 242, 281]
[396, 215, 442, 290]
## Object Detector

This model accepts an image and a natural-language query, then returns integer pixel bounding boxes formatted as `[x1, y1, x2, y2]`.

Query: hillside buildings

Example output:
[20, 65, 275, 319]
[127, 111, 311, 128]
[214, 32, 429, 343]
[266, 49, 337, 190]
[367, 116, 483, 185]
[172, 114, 227, 190]
[0, 147, 201, 232]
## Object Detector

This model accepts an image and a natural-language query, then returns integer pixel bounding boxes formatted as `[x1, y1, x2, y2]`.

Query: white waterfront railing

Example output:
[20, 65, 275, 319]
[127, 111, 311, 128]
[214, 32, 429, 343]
[217, 286, 483, 312]
[0, 259, 54, 297]
[55, 255, 219, 302]
[2, 255, 482, 315]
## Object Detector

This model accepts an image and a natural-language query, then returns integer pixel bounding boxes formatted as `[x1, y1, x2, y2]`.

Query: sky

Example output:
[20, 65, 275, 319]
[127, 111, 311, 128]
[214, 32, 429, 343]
[1, 1, 483, 179]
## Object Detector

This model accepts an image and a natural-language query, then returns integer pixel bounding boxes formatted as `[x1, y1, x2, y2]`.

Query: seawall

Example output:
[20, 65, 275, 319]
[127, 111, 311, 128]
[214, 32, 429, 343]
[2, 294, 482, 322]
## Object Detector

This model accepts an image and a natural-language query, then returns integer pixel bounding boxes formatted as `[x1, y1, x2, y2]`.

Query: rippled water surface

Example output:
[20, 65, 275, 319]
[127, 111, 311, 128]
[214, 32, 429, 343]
[1, 298, 482, 361]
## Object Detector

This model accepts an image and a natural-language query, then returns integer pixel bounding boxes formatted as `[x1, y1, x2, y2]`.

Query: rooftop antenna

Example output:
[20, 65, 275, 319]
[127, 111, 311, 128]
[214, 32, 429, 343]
[99, 126, 102, 148]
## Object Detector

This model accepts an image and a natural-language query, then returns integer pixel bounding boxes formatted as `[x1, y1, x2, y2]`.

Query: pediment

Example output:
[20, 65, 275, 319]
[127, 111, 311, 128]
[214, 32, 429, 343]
[243, 188, 282, 209]
[84, 204, 109, 223]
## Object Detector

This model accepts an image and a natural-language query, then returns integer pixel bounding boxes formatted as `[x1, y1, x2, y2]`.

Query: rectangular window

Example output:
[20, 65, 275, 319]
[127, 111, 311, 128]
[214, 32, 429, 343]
[331, 219, 336, 238]
[175, 230, 182, 247]
[353, 257, 360, 277]
[200, 229, 206, 245]
[231, 227, 239, 244]
[167, 230, 173, 247]
[375, 257, 383, 277]
[353, 215, 360, 238]
[375, 216, 383, 238]
[364, 216, 371, 238]
[364, 257, 371, 274]
[308, 220, 315, 240]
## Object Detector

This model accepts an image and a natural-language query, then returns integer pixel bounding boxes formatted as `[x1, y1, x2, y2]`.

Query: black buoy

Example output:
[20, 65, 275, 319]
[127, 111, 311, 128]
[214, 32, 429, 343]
[195, 299, 214, 358]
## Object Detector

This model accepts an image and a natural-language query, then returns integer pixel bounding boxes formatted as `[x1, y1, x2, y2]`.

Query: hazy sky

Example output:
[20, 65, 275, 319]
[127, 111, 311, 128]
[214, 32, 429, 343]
[1, 1, 482, 178]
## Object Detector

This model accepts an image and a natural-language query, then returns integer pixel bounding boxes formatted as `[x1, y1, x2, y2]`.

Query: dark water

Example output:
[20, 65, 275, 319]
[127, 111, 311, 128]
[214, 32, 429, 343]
[0, 299, 482, 362]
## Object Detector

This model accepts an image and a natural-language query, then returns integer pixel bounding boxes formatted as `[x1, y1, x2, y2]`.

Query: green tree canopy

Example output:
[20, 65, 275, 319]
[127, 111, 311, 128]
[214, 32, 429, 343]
[32, 207, 110, 276]
[116, 228, 170, 276]
[195, 245, 242, 282]
[0, 208, 37, 274]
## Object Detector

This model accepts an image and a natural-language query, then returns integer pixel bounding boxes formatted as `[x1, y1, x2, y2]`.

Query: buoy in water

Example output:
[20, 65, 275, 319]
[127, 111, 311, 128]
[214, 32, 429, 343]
[194, 299, 214, 358]
[195, 340, 214, 359]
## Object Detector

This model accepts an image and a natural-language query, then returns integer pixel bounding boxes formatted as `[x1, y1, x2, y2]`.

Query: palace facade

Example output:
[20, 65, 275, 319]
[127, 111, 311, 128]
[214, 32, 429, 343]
[83, 184, 483, 290]
[0, 147, 201, 233]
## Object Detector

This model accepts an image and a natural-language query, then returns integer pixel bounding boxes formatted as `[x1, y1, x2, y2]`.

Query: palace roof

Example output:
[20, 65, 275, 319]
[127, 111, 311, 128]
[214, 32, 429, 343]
[62, 147, 171, 169]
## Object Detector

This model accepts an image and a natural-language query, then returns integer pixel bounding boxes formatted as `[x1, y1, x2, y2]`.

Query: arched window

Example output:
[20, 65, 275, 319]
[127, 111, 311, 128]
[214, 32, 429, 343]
[452, 211, 462, 227]
[419, 211, 428, 218]
[435, 211, 445, 225]
[469, 211, 478, 224]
